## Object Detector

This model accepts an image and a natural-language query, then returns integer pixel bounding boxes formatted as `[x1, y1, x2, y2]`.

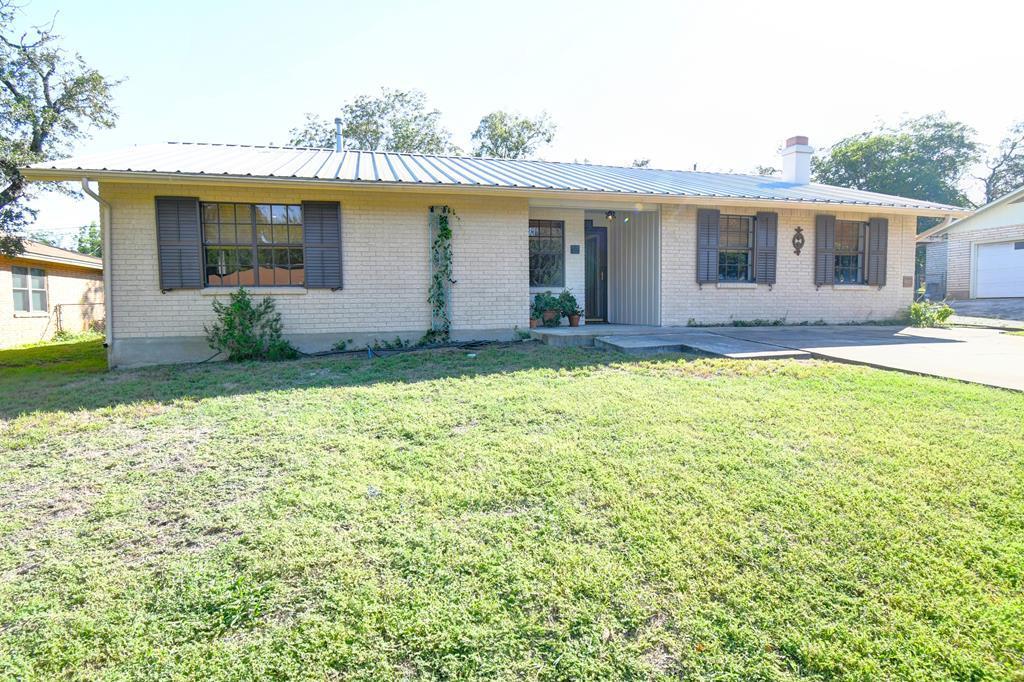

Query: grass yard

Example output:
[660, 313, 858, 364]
[1, 340, 1022, 680]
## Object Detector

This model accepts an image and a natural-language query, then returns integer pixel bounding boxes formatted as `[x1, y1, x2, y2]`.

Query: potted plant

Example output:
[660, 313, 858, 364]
[533, 292, 562, 327]
[558, 289, 583, 327]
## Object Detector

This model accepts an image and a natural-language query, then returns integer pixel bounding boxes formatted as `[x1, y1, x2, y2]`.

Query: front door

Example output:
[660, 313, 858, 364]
[585, 220, 608, 322]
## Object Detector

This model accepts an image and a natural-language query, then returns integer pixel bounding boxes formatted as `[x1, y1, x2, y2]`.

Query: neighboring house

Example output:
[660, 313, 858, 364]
[1, 240, 104, 348]
[22, 135, 966, 368]
[916, 185, 1024, 300]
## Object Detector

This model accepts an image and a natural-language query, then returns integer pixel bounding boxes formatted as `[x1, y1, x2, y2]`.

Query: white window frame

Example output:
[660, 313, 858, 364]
[12, 265, 48, 313]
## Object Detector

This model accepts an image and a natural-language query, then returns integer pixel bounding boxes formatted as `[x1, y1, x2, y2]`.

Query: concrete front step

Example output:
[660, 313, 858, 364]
[594, 332, 811, 359]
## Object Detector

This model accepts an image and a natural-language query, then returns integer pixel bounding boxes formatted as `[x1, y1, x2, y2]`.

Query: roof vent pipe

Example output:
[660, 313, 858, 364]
[781, 135, 813, 184]
[334, 118, 343, 152]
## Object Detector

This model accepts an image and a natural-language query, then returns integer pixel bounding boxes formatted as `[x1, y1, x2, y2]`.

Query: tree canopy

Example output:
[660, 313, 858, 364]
[812, 114, 980, 208]
[471, 111, 555, 159]
[288, 88, 455, 154]
[0, 1, 119, 257]
[980, 121, 1024, 203]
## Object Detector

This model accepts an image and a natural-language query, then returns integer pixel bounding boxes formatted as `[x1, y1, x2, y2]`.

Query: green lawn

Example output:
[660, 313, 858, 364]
[1, 340, 1022, 680]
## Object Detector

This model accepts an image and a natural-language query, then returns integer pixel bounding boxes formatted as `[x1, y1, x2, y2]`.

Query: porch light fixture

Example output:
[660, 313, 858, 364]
[605, 210, 615, 221]
[623, 215, 630, 223]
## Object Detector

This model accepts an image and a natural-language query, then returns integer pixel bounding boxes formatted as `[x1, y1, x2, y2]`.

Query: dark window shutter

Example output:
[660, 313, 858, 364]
[815, 214, 836, 286]
[696, 208, 720, 284]
[867, 217, 888, 286]
[754, 211, 778, 285]
[155, 197, 202, 290]
[303, 201, 342, 289]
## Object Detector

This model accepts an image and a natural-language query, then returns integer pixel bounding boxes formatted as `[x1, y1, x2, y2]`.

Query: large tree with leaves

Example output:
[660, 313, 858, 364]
[979, 121, 1024, 203]
[471, 111, 555, 159]
[812, 114, 980, 209]
[288, 88, 455, 154]
[0, 2, 119, 257]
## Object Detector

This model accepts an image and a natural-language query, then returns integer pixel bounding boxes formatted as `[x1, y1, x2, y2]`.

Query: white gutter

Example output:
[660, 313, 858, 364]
[80, 178, 113, 355]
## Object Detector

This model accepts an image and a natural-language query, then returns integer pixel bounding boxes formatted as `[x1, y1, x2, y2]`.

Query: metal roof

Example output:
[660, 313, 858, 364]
[26, 142, 966, 213]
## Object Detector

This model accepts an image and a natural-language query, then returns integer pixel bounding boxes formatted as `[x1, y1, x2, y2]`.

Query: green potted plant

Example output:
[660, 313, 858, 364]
[558, 289, 583, 327]
[533, 292, 562, 327]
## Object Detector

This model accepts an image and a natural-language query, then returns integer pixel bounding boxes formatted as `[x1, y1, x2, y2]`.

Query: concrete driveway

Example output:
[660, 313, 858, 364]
[706, 325, 1024, 391]
[949, 298, 1024, 327]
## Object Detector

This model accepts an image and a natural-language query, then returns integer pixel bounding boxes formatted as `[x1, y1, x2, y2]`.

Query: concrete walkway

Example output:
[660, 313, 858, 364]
[705, 326, 1024, 391]
[533, 324, 1024, 390]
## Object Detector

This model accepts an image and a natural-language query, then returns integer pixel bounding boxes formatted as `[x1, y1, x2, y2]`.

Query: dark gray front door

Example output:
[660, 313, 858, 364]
[585, 220, 607, 322]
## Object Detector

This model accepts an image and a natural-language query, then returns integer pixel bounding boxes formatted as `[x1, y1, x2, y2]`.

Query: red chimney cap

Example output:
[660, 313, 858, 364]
[785, 135, 810, 147]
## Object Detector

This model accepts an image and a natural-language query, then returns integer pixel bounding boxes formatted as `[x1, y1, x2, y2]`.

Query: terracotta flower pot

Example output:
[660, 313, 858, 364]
[542, 309, 558, 323]
[529, 318, 539, 329]
[568, 314, 581, 327]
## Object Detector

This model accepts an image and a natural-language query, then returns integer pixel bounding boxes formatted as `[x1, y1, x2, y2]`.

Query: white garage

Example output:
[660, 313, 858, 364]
[917, 185, 1024, 300]
[975, 240, 1024, 298]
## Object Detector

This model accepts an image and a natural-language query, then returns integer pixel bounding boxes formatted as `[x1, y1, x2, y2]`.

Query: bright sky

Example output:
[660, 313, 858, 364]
[20, 0, 1024, 246]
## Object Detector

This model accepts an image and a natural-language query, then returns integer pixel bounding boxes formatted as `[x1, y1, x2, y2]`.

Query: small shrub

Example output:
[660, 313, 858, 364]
[557, 289, 582, 317]
[908, 301, 954, 328]
[532, 292, 562, 327]
[204, 288, 298, 361]
[332, 338, 353, 352]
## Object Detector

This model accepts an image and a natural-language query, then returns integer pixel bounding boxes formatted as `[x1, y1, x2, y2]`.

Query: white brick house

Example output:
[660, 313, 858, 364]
[23, 136, 966, 368]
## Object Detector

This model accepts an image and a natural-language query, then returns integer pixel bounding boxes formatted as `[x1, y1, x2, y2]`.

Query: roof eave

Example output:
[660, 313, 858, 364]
[20, 167, 970, 217]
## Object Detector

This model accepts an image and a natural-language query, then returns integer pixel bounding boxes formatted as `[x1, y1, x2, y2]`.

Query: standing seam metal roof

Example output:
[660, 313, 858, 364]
[27, 142, 966, 212]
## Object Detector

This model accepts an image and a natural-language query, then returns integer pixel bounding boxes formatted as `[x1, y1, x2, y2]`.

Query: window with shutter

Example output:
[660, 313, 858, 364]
[696, 209, 720, 284]
[302, 201, 343, 289]
[814, 215, 836, 286]
[156, 197, 203, 290]
[754, 212, 778, 285]
[867, 217, 888, 286]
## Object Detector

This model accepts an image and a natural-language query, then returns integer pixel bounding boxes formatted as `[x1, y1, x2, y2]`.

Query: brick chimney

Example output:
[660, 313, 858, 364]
[781, 135, 813, 184]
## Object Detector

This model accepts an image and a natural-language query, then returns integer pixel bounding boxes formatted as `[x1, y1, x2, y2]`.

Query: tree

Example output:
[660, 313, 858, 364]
[979, 120, 1024, 203]
[26, 229, 56, 246]
[812, 114, 980, 209]
[471, 111, 555, 159]
[74, 220, 100, 257]
[755, 165, 779, 176]
[0, 2, 119, 257]
[632, 159, 650, 168]
[288, 88, 455, 154]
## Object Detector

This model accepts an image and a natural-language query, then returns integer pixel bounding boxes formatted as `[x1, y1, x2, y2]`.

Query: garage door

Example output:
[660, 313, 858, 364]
[976, 241, 1024, 298]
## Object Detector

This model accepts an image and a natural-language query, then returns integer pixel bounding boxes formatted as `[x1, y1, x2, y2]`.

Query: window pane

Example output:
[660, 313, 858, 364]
[203, 203, 219, 225]
[271, 205, 288, 224]
[12, 266, 28, 289]
[257, 247, 273, 285]
[289, 225, 303, 244]
[235, 204, 252, 225]
[254, 204, 272, 224]
[273, 225, 289, 243]
[12, 289, 29, 312]
[288, 247, 304, 285]
[203, 221, 220, 244]
[287, 205, 302, 225]
[273, 248, 290, 285]
[529, 220, 564, 287]
[237, 249, 255, 286]
[257, 224, 273, 245]
[31, 290, 46, 311]
[237, 221, 254, 245]
[219, 203, 235, 224]
[206, 247, 225, 285]
[30, 269, 45, 290]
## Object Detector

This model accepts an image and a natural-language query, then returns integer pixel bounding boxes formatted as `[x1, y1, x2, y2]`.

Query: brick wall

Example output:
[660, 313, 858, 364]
[101, 183, 529, 346]
[660, 204, 916, 325]
[0, 257, 103, 348]
[945, 223, 1024, 299]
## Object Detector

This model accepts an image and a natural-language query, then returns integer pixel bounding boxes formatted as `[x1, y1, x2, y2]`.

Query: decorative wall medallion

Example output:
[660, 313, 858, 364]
[792, 226, 805, 255]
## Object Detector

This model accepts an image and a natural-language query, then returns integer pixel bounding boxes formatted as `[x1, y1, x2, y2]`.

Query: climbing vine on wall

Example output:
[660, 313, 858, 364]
[426, 206, 456, 343]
